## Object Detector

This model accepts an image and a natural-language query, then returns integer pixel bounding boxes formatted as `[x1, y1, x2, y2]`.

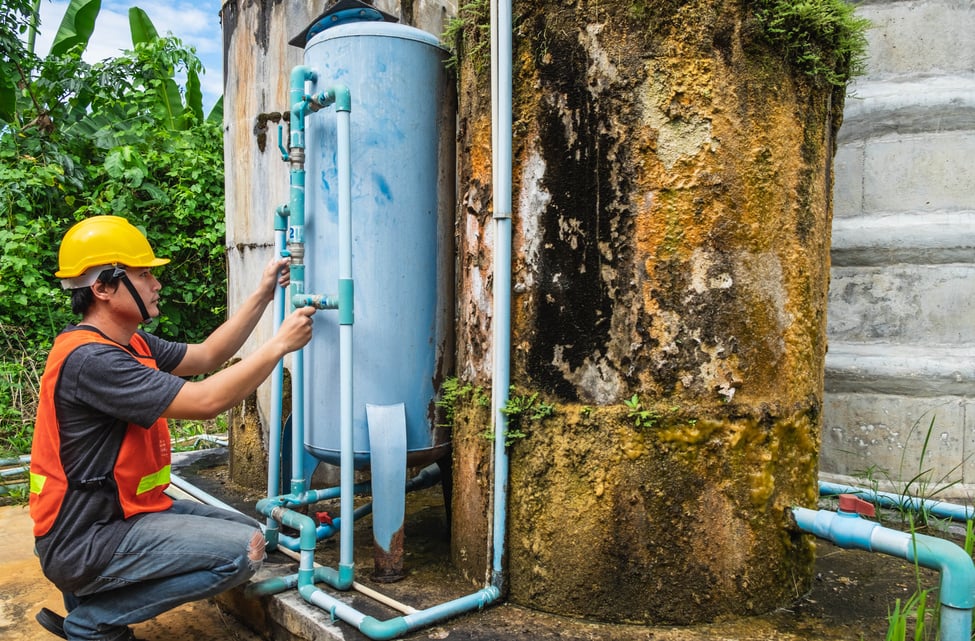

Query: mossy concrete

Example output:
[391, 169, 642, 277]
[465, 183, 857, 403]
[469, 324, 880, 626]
[452, 0, 842, 624]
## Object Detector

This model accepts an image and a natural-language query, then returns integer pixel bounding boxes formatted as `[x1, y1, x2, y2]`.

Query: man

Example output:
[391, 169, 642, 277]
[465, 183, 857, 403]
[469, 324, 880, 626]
[28, 215, 315, 641]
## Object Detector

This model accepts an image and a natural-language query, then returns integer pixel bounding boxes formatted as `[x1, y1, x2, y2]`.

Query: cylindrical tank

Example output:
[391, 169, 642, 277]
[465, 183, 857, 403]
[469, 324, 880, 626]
[301, 18, 455, 468]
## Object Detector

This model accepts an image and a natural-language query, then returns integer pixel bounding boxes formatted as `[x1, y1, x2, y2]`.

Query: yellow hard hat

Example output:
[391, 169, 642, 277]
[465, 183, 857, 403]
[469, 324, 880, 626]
[56, 216, 170, 288]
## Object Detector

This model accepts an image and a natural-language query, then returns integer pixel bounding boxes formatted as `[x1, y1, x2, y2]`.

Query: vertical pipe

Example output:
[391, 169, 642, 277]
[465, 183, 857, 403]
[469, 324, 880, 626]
[287, 66, 315, 497]
[266, 205, 288, 550]
[489, 0, 513, 590]
[335, 87, 356, 586]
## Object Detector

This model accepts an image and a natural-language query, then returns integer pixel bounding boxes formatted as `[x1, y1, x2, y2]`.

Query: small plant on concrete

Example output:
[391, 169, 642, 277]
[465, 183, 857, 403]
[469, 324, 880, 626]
[441, 0, 491, 71]
[480, 387, 554, 446]
[436, 376, 489, 430]
[624, 394, 659, 428]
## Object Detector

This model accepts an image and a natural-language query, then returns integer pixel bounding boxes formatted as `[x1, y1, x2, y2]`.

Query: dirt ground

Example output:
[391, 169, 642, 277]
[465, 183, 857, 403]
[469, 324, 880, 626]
[184, 449, 944, 641]
[1, 449, 949, 641]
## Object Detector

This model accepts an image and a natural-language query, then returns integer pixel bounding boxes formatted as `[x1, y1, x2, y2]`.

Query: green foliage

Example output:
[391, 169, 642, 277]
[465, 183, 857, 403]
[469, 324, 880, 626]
[884, 588, 933, 641]
[480, 387, 555, 446]
[0, 0, 37, 121]
[754, 0, 870, 87]
[501, 390, 555, 422]
[435, 376, 488, 429]
[441, 0, 491, 71]
[170, 416, 228, 452]
[624, 394, 659, 428]
[49, 0, 102, 58]
[0, 325, 42, 457]
[0, 2, 226, 455]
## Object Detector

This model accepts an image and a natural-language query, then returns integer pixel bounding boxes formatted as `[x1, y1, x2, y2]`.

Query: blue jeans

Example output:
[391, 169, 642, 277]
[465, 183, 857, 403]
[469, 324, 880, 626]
[62, 500, 263, 641]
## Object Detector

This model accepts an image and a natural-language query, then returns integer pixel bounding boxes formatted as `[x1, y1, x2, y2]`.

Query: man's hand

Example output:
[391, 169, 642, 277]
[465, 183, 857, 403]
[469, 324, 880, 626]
[275, 306, 316, 353]
[258, 258, 291, 303]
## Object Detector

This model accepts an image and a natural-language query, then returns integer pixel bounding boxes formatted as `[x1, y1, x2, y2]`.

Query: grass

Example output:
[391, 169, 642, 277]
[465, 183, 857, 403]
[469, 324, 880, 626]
[847, 412, 975, 640]
[851, 412, 966, 529]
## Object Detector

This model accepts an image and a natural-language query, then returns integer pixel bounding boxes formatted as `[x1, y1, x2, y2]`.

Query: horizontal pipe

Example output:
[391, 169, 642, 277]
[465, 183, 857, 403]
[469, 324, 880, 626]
[820, 481, 975, 522]
[170, 473, 242, 515]
[793, 505, 975, 640]
[299, 582, 500, 641]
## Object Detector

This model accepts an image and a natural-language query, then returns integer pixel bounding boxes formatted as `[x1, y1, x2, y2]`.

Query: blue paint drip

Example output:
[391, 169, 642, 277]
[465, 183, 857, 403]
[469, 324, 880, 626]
[373, 173, 393, 202]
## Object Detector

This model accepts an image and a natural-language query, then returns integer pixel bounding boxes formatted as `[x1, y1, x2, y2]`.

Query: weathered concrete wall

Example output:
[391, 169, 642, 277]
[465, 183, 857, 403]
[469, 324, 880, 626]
[822, 0, 975, 497]
[451, 0, 840, 625]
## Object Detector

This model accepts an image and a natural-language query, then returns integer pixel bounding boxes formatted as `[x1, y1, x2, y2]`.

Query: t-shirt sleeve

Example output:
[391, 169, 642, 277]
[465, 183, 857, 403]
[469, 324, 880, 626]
[62, 344, 187, 429]
[138, 330, 188, 373]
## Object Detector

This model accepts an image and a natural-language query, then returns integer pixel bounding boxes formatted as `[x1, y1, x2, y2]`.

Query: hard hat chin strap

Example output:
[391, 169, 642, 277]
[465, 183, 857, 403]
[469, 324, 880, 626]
[112, 266, 152, 323]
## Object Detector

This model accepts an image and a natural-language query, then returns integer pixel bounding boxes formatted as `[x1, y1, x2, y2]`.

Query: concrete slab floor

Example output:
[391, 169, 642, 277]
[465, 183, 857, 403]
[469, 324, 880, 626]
[0, 450, 949, 641]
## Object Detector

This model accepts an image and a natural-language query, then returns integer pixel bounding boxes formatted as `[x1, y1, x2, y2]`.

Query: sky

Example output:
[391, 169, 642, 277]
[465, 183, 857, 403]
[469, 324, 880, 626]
[32, 0, 225, 111]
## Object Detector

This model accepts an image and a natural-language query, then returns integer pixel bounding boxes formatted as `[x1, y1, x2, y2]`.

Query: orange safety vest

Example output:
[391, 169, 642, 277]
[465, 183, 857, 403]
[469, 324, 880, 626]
[30, 329, 173, 538]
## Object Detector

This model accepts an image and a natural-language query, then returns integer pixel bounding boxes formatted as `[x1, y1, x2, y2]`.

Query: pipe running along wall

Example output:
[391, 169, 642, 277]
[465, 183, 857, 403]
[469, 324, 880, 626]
[490, 0, 513, 591]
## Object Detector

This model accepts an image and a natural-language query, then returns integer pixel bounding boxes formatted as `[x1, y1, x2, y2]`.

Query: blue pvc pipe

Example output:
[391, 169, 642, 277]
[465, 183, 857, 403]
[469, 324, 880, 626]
[287, 65, 318, 498]
[793, 505, 975, 641]
[266, 206, 288, 551]
[820, 481, 975, 522]
[260, 55, 507, 637]
[333, 87, 355, 585]
[489, 0, 513, 591]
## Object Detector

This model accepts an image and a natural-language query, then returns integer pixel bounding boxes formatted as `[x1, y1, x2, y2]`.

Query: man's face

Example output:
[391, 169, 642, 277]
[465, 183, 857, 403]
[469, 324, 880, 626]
[117, 267, 162, 320]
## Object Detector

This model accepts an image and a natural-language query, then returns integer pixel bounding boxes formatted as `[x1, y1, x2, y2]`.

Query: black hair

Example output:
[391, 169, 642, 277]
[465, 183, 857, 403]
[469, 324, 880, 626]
[69, 268, 122, 315]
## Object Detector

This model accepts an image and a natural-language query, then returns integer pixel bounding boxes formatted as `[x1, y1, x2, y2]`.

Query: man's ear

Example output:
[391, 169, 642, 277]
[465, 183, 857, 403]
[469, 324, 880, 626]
[89, 281, 113, 301]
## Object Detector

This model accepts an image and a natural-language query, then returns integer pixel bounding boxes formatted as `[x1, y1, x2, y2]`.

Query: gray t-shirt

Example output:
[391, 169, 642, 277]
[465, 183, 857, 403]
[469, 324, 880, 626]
[35, 325, 187, 593]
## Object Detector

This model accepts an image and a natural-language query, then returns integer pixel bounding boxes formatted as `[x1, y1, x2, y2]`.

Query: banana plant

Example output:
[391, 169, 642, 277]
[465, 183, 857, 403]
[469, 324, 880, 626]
[128, 7, 207, 129]
[1, 0, 220, 129]
[48, 0, 101, 58]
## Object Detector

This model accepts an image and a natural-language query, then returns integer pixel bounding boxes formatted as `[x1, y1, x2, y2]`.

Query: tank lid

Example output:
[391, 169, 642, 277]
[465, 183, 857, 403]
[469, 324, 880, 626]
[290, 0, 399, 48]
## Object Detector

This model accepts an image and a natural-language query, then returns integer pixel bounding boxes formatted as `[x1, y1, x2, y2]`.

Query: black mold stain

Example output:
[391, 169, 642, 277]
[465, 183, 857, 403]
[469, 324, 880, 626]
[522, 18, 634, 401]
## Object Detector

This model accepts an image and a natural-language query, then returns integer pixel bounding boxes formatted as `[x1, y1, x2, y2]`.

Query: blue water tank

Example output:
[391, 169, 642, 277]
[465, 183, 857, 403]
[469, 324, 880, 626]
[301, 19, 455, 468]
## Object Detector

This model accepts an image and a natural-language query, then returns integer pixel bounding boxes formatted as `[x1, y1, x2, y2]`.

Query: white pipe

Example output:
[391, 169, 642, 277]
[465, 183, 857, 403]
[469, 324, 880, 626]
[489, 0, 513, 589]
[336, 101, 355, 577]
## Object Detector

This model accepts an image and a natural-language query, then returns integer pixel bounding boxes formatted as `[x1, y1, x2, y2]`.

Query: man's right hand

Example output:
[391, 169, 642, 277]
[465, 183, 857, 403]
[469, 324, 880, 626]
[277, 306, 316, 353]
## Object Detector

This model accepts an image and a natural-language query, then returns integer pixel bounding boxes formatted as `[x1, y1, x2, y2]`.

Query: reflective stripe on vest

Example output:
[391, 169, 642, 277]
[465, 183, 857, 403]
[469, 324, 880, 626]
[30, 472, 46, 495]
[137, 465, 171, 495]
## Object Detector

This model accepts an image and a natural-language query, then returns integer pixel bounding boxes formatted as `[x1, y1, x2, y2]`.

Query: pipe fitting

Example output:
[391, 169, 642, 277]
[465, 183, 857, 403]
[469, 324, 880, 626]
[792, 505, 975, 641]
[358, 616, 409, 641]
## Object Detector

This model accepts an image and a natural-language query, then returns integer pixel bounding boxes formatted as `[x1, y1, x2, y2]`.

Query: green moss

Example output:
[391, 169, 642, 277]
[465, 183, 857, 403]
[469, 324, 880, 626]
[754, 0, 870, 87]
[441, 0, 491, 72]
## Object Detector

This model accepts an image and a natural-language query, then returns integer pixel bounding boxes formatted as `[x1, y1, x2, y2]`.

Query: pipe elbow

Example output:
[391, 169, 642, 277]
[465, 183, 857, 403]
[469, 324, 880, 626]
[912, 533, 975, 609]
[359, 615, 409, 641]
[297, 582, 319, 602]
[334, 563, 355, 591]
[332, 84, 351, 112]
[256, 497, 283, 516]
[290, 65, 316, 91]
